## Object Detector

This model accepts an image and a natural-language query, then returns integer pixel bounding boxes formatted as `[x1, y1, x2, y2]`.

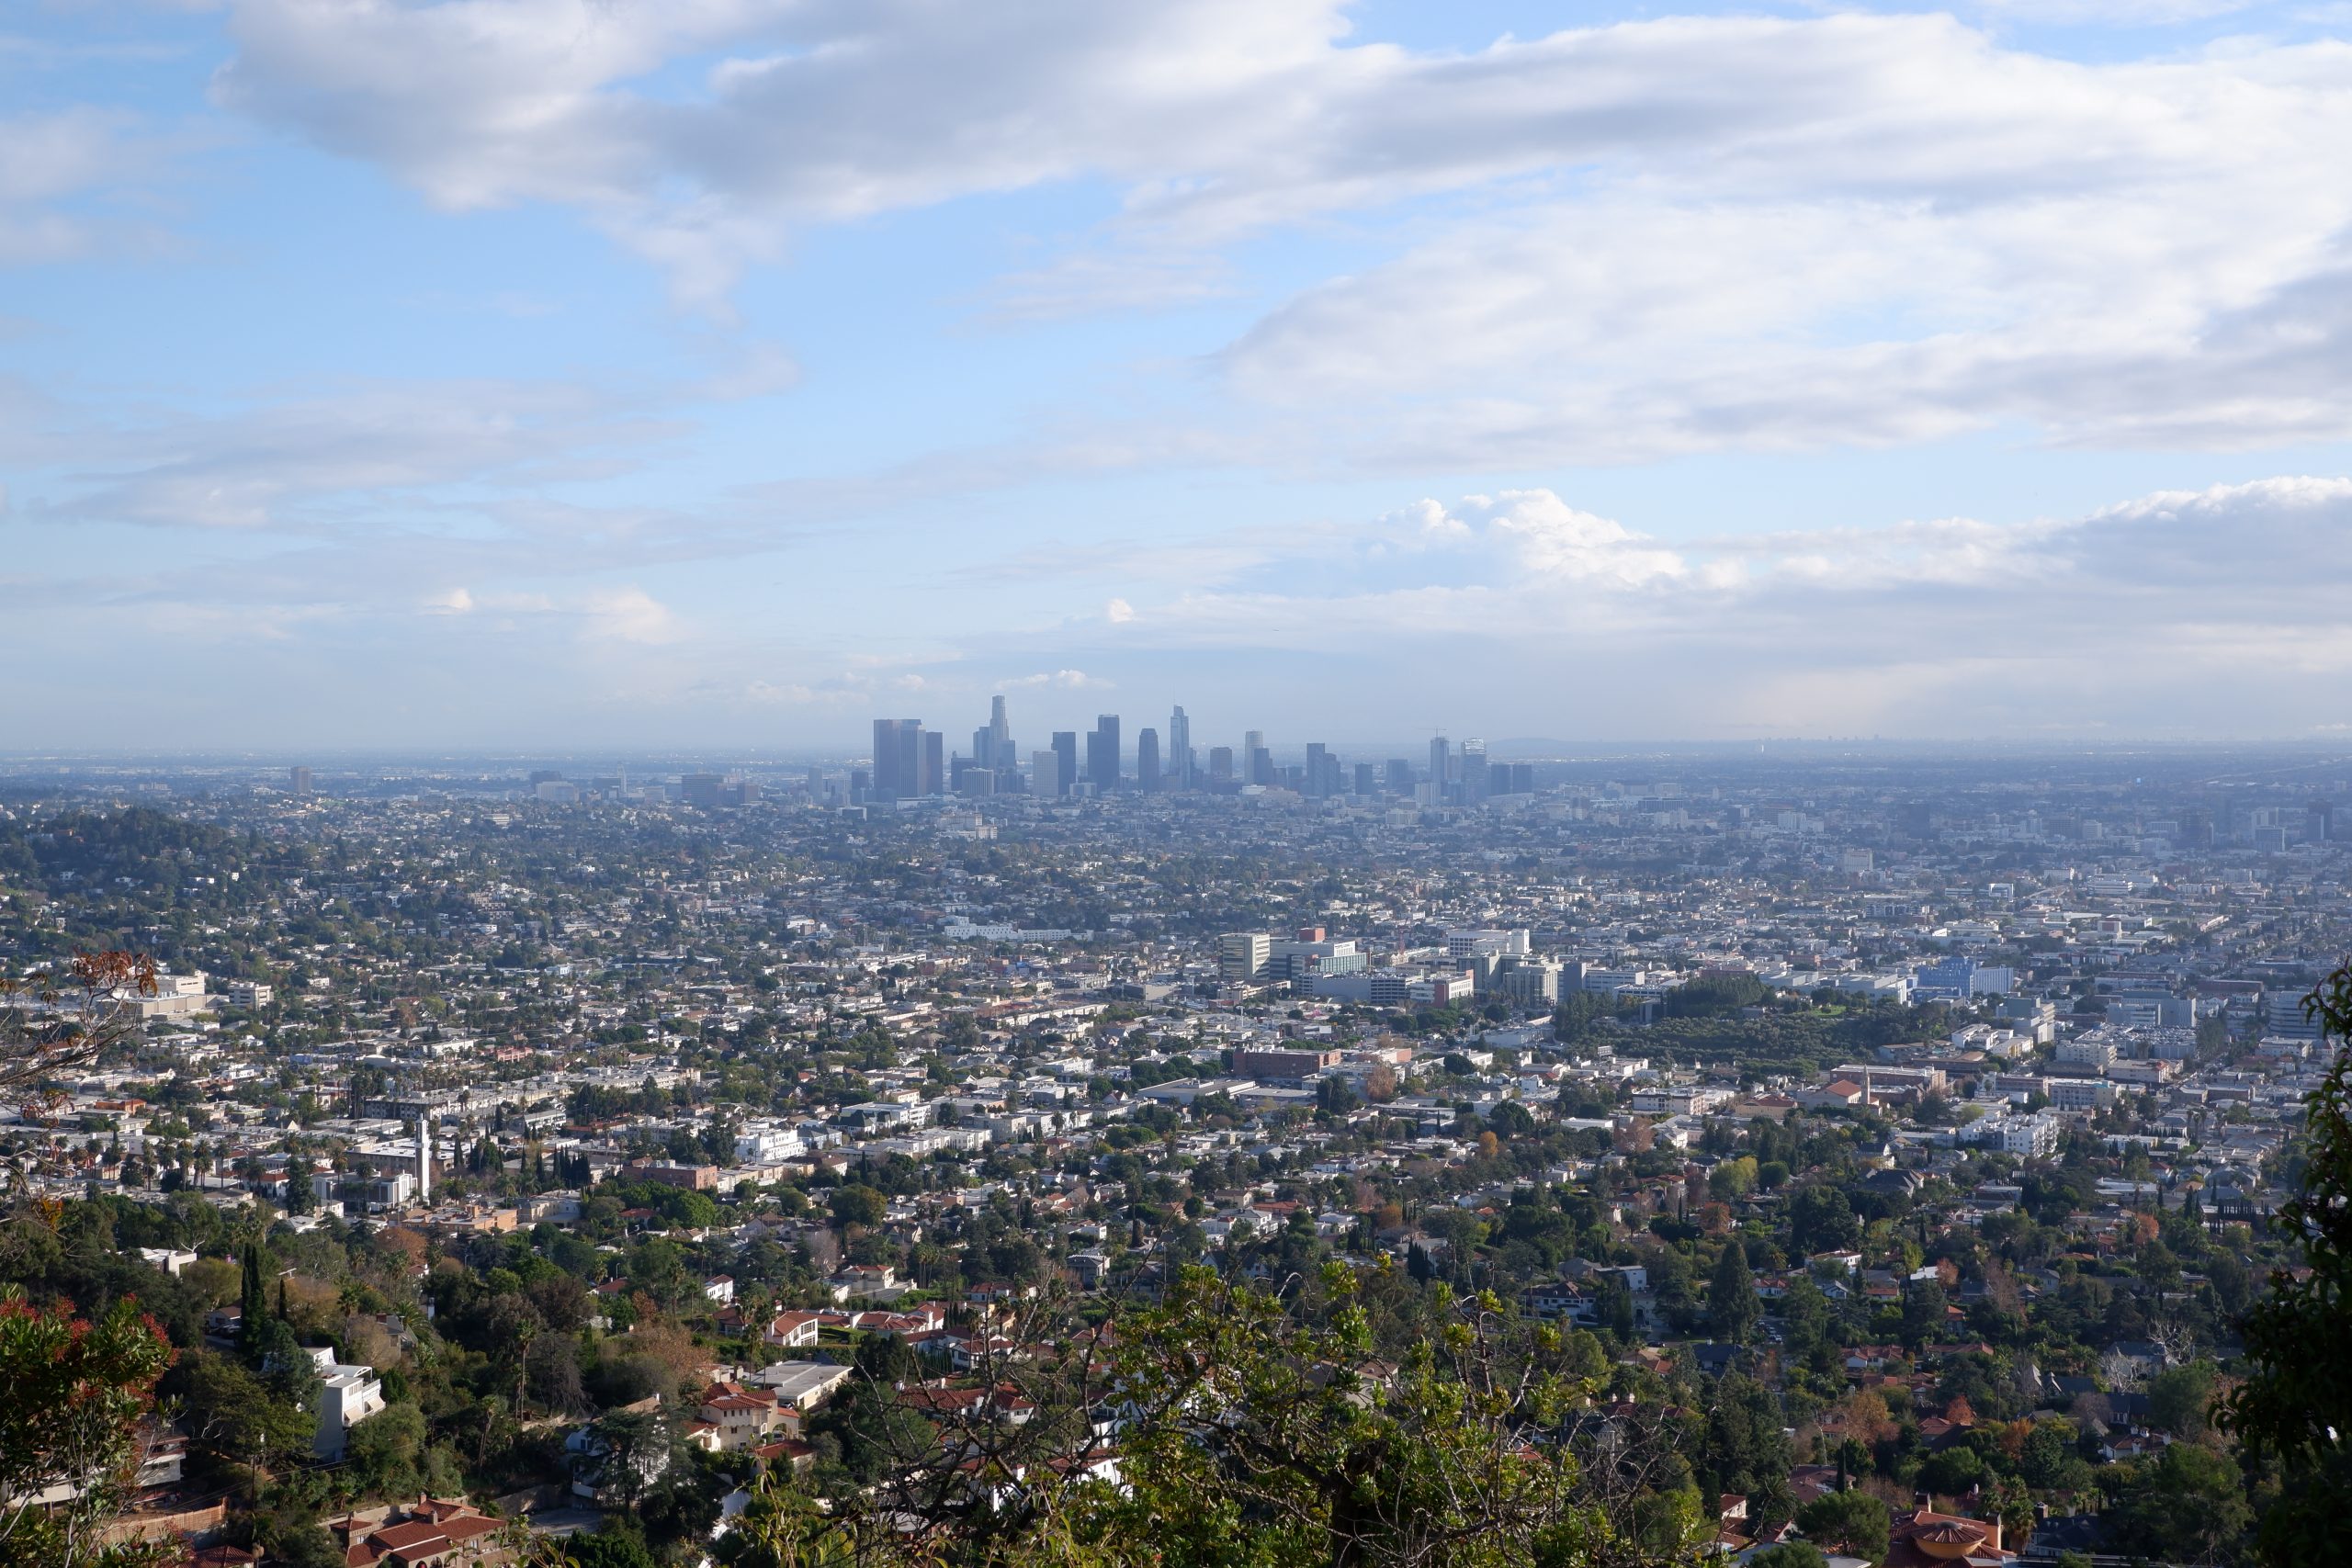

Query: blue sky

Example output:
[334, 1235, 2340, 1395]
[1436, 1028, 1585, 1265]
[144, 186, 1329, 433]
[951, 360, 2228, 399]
[8, 0, 2352, 752]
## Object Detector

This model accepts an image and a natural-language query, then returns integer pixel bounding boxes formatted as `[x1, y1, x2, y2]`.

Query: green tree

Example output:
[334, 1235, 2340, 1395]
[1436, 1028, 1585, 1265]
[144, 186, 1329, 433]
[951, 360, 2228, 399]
[2100, 1444, 2253, 1566]
[2146, 1361, 2217, 1441]
[830, 1184, 887, 1230]
[1793, 1489, 1890, 1563]
[1709, 1239, 1760, 1344]
[174, 1350, 316, 1483]
[1749, 1546, 1830, 1568]
[2221, 958, 2352, 1565]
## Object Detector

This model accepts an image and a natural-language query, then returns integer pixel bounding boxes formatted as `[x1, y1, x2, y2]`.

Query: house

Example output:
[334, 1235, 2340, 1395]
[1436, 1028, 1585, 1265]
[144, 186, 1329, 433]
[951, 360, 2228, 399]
[764, 1311, 822, 1348]
[688, 1382, 799, 1450]
[1882, 1506, 2012, 1568]
[298, 1346, 386, 1460]
[703, 1275, 737, 1306]
[331, 1498, 503, 1568]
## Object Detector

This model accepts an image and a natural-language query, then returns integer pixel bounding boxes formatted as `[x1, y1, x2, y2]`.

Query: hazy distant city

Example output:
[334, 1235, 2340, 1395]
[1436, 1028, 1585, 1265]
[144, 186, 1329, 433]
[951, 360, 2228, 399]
[13, 0, 2352, 1563]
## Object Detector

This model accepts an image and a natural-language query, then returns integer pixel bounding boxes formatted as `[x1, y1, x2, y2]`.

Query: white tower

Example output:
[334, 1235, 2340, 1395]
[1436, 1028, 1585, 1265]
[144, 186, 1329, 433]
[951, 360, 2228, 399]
[415, 1120, 432, 1203]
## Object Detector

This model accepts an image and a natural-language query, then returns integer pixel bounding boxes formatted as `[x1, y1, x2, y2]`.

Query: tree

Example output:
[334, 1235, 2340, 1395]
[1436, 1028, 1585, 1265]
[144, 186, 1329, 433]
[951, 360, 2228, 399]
[0, 953, 154, 1114]
[2100, 1443, 2252, 1566]
[2221, 957, 2352, 1565]
[1786, 1187, 1860, 1257]
[565, 1529, 660, 1568]
[174, 1351, 316, 1480]
[1749, 1546, 1830, 1568]
[237, 1243, 269, 1359]
[830, 1184, 887, 1231]
[0, 1286, 175, 1567]
[2146, 1361, 2217, 1441]
[1709, 1239, 1759, 1344]
[1793, 1489, 1890, 1563]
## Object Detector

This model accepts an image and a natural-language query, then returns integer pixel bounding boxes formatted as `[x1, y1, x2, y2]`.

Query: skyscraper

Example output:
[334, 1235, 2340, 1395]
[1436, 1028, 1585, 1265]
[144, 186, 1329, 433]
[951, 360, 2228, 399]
[1034, 749, 1063, 797]
[1089, 714, 1121, 791]
[1429, 735, 1451, 788]
[990, 695, 1012, 765]
[1052, 731, 1079, 795]
[289, 765, 313, 795]
[922, 730, 944, 797]
[1168, 705, 1193, 788]
[1137, 728, 1161, 792]
[873, 718, 925, 800]
[1209, 746, 1234, 782]
[1305, 742, 1330, 799]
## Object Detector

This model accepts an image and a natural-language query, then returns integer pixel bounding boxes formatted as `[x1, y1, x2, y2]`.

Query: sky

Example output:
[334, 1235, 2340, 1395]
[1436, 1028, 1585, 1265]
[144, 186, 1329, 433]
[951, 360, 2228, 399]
[9, 0, 2352, 754]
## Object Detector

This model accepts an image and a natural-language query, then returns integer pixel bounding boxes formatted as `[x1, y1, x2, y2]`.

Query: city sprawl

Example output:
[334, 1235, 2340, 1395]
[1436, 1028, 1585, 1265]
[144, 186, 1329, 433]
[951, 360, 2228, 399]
[6, 716, 2351, 1568]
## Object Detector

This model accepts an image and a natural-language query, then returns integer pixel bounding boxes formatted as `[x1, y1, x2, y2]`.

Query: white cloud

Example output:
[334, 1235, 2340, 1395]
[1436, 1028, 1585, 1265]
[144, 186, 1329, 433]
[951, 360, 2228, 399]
[207, 5, 2352, 459]
[1104, 597, 1136, 624]
[581, 586, 680, 645]
[1007, 668, 1113, 689]
[1036, 477, 2352, 736]
[0, 107, 173, 263]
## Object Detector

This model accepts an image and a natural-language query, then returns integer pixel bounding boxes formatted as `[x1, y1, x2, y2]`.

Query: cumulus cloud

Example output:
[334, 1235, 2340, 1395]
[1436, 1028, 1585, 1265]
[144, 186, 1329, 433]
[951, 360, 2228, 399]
[1046, 477, 2352, 737]
[1007, 668, 1113, 689]
[582, 586, 679, 645]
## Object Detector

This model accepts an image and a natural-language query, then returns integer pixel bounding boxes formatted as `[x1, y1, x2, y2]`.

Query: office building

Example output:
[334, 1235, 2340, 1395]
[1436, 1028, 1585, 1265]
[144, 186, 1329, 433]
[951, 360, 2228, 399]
[1355, 762, 1376, 795]
[988, 695, 1012, 770]
[1385, 759, 1413, 794]
[1088, 714, 1121, 791]
[872, 718, 924, 800]
[1168, 705, 1193, 788]
[1136, 728, 1161, 791]
[1218, 931, 1272, 984]
[1304, 742, 1331, 798]
[289, 765, 313, 795]
[1429, 736, 1451, 787]
[1033, 750, 1062, 798]
[1051, 731, 1079, 795]
[1461, 739, 1487, 800]
[1209, 746, 1234, 782]
[922, 731, 944, 797]
[682, 773, 725, 809]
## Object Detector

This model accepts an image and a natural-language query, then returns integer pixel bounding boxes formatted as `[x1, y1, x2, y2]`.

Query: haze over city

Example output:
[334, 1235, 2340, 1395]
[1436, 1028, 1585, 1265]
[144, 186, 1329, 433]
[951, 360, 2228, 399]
[9, 1, 2352, 748]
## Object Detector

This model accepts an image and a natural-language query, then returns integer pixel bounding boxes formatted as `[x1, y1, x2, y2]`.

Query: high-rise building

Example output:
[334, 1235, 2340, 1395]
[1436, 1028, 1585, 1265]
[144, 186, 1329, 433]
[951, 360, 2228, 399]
[1354, 761, 1376, 795]
[682, 773, 725, 808]
[1462, 739, 1488, 801]
[989, 694, 1012, 771]
[1089, 714, 1121, 791]
[1304, 742, 1331, 799]
[1137, 728, 1162, 791]
[1052, 731, 1079, 795]
[289, 765, 313, 795]
[922, 731, 944, 797]
[1033, 750, 1063, 798]
[1168, 705, 1193, 788]
[1209, 746, 1234, 782]
[1385, 759, 1413, 794]
[872, 718, 924, 800]
[1249, 743, 1274, 786]
[1429, 735, 1451, 787]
